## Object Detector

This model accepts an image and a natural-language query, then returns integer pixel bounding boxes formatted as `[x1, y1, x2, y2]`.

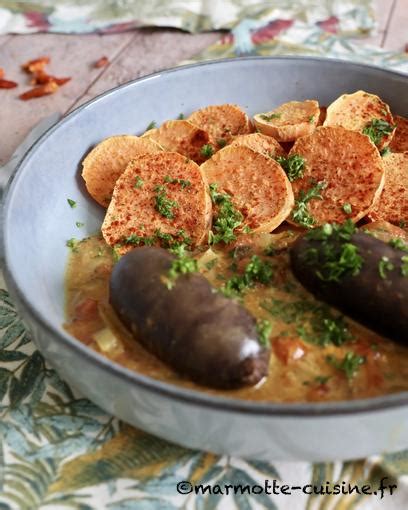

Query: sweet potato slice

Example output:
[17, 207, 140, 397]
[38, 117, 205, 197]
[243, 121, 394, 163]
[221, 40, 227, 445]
[368, 153, 408, 227]
[82, 135, 162, 207]
[229, 133, 285, 158]
[253, 100, 320, 142]
[389, 115, 408, 153]
[142, 120, 210, 164]
[324, 90, 395, 150]
[289, 127, 384, 227]
[102, 152, 212, 250]
[201, 145, 294, 233]
[188, 104, 252, 147]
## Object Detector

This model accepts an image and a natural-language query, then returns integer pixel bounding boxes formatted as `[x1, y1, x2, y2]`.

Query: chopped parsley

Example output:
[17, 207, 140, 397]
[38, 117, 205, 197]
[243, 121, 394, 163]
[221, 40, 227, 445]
[308, 115, 315, 124]
[75, 221, 84, 228]
[342, 202, 352, 214]
[276, 154, 305, 182]
[208, 183, 243, 245]
[326, 352, 365, 379]
[261, 297, 353, 347]
[205, 258, 218, 270]
[146, 120, 156, 131]
[399, 220, 406, 229]
[177, 113, 185, 120]
[362, 118, 394, 146]
[201, 144, 214, 158]
[67, 198, 76, 208]
[164, 175, 191, 188]
[260, 112, 281, 121]
[378, 256, 394, 279]
[134, 176, 144, 189]
[256, 319, 272, 348]
[123, 229, 190, 250]
[389, 238, 408, 252]
[292, 181, 326, 228]
[221, 255, 273, 297]
[66, 238, 79, 252]
[314, 375, 331, 385]
[217, 138, 227, 148]
[305, 220, 363, 282]
[154, 185, 178, 219]
[380, 146, 391, 157]
[166, 245, 198, 290]
[401, 255, 408, 277]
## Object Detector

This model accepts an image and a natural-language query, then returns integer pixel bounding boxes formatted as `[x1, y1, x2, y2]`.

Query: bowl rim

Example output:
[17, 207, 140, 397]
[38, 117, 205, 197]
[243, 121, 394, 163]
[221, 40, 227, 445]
[3, 55, 408, 418]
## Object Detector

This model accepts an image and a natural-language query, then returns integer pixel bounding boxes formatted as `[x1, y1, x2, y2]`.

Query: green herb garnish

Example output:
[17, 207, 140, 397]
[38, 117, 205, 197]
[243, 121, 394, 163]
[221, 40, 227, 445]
[205, 258, 218, 270]
[276, 154, 305, 182]
[166, 245, 198, 290]
[315, 375, 331, 385]
[362, 118, 394, 146]
[256, 319, 272, 348]
[75, 221, 84, 228]
[260, 113, 281, 121]
[216, 138, 227, 148]
[201, 144, 214, 158]
[154, 185, 178, 219]
[208, 183, 243, 245]
[401, 255, 408, 277]
[342, 203, 352, 214]
[380, 147, 391, 157]
[221, 255, 273, 297]
[389, 238, 408, 252]
[326, 352, 365, 379]
[378, 256, 394, 279]
[308, 115, 315, 124]
[177, 113, 185, 120]
[146, 120, 156, 131]
[292, 181, 326, 228]
[134, 176, 144, 189]
[66, 238, 79, 252]
[305, 220, 363, 282]
[67, 198, 76, 208]
[164, 175, 191, 189]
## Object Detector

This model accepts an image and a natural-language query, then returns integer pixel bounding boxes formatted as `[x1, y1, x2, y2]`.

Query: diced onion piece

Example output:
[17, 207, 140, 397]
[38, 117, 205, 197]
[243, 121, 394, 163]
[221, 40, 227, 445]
[93, 328, 121, 353]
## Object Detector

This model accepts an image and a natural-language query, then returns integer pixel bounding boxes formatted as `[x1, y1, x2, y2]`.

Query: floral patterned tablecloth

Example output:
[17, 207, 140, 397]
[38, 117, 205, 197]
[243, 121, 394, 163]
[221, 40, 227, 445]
[1, 2, 408, 509]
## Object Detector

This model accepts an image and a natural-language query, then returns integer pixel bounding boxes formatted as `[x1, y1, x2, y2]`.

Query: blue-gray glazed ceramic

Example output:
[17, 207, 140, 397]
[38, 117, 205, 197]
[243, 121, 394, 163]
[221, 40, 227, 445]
[1, 57, 408, 461]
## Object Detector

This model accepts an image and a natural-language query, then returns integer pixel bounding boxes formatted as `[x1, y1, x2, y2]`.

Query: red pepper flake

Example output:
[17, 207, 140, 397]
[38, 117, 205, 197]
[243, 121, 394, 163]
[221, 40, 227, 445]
[94, 56, 109, 68]
[19, 81, 59, 101]
[22, 56, 50, 74]
[31, 70, 71, 86]
[0, 79, 18, 89]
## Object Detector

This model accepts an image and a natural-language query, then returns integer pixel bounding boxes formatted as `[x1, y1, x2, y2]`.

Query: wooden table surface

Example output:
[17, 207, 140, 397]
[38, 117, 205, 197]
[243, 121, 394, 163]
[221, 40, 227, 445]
[0, 0, 406, 167]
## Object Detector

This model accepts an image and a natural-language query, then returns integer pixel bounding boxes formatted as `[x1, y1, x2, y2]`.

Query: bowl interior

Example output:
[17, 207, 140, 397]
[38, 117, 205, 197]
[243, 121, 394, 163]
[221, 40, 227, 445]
[3, 57, 408, 392]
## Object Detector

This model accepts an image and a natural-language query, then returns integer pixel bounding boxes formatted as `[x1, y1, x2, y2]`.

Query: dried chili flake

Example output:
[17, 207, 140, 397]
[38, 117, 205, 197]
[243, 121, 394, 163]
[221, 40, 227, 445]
[22, 56, 50, 74]
[94, 56, 109, 68]
[19, 81, 59, 101]
[31, 70, 71, 86]
[0, 79, 18, 89]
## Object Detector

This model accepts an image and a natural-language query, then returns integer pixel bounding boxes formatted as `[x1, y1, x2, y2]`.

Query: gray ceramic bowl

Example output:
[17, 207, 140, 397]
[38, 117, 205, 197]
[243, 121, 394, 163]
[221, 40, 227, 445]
[1, 57, 408, 462]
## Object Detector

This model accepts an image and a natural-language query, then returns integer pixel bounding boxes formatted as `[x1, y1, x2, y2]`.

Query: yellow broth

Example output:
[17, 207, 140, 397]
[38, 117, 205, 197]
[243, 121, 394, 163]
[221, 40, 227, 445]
[64, 232, 408, 403]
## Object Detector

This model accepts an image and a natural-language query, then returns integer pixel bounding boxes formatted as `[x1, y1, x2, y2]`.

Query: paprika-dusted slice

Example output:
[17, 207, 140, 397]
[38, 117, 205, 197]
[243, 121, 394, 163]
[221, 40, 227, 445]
[389, 115, 408, 153]
[229, 132, 286, 159]
[82, 135, 162, 207]
[288, 126, 384, 227]
[142, 119, 210, 164]
[368, 152, 408, 227]
[254, 100, 320, 142]
[102, 152, 212, 251]
[201, 145, 294, 234]
[188, 104, 252, 148]
[324, 90, 395, 150]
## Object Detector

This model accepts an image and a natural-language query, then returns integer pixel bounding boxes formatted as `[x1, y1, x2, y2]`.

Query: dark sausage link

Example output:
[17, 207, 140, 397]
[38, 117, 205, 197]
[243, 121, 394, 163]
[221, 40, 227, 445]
[110, 247, 270, 388]
[290, 231, 408, 344]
